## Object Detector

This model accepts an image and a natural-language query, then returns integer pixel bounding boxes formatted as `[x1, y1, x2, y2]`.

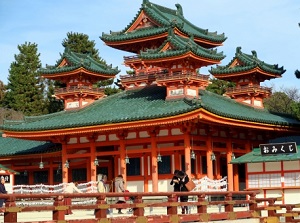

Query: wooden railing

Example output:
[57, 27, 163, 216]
[255, 197, 300, 223]
[0, 191, 297, 222]
[54, 86, 105, 95]
[0, 191, 300, 223]
[226, 85, 272, 94]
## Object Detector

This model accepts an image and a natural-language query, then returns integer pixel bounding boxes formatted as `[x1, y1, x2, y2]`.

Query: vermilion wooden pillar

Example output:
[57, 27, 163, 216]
[227, 140, 234, 191]
[90, 139, 96, 182]
[62, 143, 68, 183]
[206, 137, 213, 179]
[150, 134, 158, 192]
[233, 164, 239, 191]
[119, 139, 127, 184]
[184, 133, 191, 177]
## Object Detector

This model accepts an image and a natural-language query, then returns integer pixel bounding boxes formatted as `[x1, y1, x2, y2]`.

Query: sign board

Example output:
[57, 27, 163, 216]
[260, 142, 297, 155]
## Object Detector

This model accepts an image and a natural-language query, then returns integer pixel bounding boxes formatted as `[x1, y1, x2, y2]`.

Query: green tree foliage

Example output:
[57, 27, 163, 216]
[264, 87, 300, 119]
[62, 32, 105, 65]
[206, 78, 235, 95]
[44, 79, 64, 113]
[3, 42, 46, 116]
[61, 32, 119, 93]
[0, 80, 5, 106]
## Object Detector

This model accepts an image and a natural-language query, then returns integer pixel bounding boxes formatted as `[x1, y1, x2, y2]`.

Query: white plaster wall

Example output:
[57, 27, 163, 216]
[265, 162, 281, 171]
[80, 137, 89, 143]
[253, 100, 262, 107]
[284, 189, 300, 204]
[247, 163, 263, 172]
[96, 135, 106, 142]
[171, 128, 182, 135]
[108, 134, 118, 141]
[283, 160, 300, 171]
[266, 190, 282, 204]
[127, 180, 144, 193]
[146, 179, 174, 192]
[68, 137, 77, 144]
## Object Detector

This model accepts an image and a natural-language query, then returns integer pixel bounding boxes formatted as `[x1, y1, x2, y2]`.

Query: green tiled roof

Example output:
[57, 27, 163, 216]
[139, 30, 225, 61]
[231, 147, 300, 164]
[1, 86, 300, 132]
[0, 164, 19, 174]
[101, 0, 226, 44]
[210, 47, 286, 76]
[39, 48, 120, 76]
[0, 135, 59, 156]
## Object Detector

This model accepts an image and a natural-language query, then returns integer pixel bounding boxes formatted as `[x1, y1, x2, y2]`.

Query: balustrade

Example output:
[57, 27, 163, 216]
[0, 191, 268, 223]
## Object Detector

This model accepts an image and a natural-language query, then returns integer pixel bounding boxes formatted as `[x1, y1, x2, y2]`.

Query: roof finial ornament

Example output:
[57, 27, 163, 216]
[143, 0, 149, 5]
[175, 3, 183, 17]
[251, 50, 257, 58]
[236, 46, 242, 54]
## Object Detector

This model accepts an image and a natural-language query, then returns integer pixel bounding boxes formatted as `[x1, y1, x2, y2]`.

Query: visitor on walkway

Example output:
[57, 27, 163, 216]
[177, 170, 189, 214]
[64, 182, 82, 215]
[170, 169, 181, 201]
[114, 174, 126, 214]
[0, 177, 7, 215]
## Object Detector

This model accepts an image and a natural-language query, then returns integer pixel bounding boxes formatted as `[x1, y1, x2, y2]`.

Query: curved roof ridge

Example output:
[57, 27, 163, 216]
[210, 46, 285, 75]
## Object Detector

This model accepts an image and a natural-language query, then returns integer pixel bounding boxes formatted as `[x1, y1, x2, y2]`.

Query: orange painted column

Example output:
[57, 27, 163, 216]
[174, 149, 180, 172]
[184, 133, 191, 177]
[226, 140, 234, 191]
[144, 154, 149, 192]
[90, 140, 96, 182]
[150, 133, 158, 192]
[233, 165, 239, 191]
[119, 139, 127, 184]
[62, 143, 68, 183]
[206, 137, 213, 179]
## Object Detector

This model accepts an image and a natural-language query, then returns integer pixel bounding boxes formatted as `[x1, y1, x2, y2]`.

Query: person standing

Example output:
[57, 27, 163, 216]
[64, 182, 82, 215]
[114, 175, 126, 214]
[97, 174, 108, 193]
[170, 170, 181, 201]
[177, 171, 189, 214]
[95, 174, 109, 215]
[0, 176, 7, 215]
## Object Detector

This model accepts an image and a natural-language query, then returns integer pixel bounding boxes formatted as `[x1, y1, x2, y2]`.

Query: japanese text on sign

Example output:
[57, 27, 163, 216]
[259, 142, 297, 155]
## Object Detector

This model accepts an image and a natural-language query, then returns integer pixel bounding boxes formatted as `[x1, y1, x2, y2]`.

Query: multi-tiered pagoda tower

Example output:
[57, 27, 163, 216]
[210, 47, 285, 108]
[39, 48, 120, 110]
[101, 0, 226, 100]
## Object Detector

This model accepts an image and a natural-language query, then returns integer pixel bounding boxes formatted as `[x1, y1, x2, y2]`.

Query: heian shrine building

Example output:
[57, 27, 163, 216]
[1, 0, 300, 193]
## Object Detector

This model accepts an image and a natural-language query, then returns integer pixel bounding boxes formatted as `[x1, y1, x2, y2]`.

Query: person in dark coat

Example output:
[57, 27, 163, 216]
[0, 176, 7, 213]
[170, 170, 181, 201]
[177, 170, 189, 214]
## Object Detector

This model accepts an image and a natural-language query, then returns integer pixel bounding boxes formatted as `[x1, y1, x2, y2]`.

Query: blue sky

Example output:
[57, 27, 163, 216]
[1, 0, 299, 90]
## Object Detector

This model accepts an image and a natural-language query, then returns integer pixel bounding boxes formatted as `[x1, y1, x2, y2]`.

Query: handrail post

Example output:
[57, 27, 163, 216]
[249, 193, 257, 212]
[285, 205, 293, 222]
[267, 199, 276, 217]
[4, 195, 17, 223]
[133, 195, 144, 216]
[53, 195, 65, 221]
[95, 195, 108, 219]
[197, 194, 207, 214]
[167, 194, 178, 215]
[225, 193, 233, 212]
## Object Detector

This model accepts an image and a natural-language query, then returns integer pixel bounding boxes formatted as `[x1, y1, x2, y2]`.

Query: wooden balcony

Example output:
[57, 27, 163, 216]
[226, 85, 272, 95]
[54, 86, 105, 95]
[120, 71, 209, 84]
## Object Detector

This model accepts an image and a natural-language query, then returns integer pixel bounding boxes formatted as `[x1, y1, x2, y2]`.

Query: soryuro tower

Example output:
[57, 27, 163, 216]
[101, 0, 226, 100]
[39, 48, 120, 110]
[210, 47, 285, 108]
